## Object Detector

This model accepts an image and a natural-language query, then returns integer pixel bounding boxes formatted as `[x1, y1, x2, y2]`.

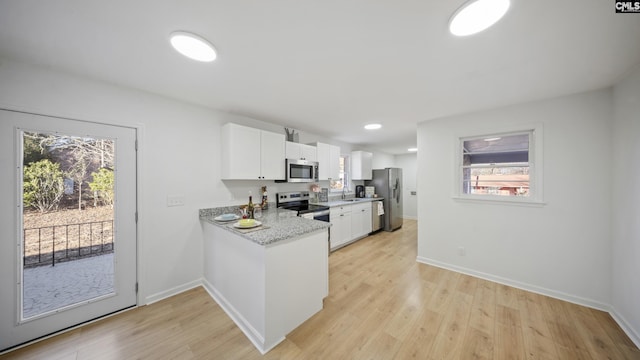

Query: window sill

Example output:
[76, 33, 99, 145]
[452, 195, 546, 207]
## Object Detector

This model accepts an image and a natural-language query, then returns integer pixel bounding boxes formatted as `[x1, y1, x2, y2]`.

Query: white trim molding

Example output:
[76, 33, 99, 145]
[415, 256, 640, 349]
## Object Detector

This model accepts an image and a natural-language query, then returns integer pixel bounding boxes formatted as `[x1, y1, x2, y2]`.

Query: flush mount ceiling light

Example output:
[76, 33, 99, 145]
[449, 0, 510, 36]
[364, 124, 382, 130]
[170, 31, 217, 62]
[408, 148, 418, 152]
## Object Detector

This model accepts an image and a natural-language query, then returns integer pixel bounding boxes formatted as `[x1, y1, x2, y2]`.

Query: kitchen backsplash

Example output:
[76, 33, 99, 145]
[221, 179, 363, 205]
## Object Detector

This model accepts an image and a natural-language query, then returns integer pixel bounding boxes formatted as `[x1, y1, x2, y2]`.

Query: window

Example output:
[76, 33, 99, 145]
[330, 155, 349, 191]
[459, 130, 541, 202]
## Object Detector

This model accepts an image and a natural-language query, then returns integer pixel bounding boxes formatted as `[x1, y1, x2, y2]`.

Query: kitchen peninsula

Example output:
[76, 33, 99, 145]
[199, 206, 330, 354]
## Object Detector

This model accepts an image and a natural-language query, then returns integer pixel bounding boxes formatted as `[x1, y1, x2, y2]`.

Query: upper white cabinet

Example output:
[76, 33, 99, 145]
[351, 151, 373, 180]
[221, 123, 285, 180]
[285, 141, 317, 161]
[261, 131, 287, 179]
[314, 142, 340, 181]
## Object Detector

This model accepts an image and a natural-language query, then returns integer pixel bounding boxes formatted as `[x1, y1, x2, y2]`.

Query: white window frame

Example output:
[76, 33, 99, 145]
[330, 154, 350, 193]
[454, 124, 544, 206]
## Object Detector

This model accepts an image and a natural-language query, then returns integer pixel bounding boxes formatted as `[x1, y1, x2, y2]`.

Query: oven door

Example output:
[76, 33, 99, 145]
[299, 210, 330, 222]
[312, 209, 330, 222]
[286, 159, 318, 183]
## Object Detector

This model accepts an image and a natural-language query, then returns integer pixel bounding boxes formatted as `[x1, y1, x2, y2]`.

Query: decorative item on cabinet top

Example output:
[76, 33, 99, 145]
[284, 127, 299, 143]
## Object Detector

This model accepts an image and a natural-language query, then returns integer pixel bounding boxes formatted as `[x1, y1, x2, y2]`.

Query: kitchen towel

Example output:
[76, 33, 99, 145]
[377, 201, 384, 216]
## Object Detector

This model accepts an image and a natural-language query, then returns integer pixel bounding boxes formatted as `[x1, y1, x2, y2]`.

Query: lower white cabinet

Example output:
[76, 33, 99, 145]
[203, 222, 328, 352]
[330, 205, 352, 250]
[351, 202, 372, 239]
[330, 202, 373, 251]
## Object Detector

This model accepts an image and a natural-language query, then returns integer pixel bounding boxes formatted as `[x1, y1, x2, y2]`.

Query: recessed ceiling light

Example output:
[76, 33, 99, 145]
[408, 148, 418, 152]
[170, 31, 217, 62]
[484, 137, 501, 142]
[449, 0, 510, 36]
[364, 124, 382, 130]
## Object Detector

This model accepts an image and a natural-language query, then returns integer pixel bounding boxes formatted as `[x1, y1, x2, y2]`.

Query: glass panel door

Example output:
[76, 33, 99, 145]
[21, 131, 116, 320]
[0, 110, 137, 352]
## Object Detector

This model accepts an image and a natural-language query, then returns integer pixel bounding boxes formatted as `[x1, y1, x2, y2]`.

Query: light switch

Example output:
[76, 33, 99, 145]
[167, 195, 185, 207]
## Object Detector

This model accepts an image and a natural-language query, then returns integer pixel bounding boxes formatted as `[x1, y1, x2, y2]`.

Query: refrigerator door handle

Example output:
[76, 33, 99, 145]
[394, 178, 400, 202]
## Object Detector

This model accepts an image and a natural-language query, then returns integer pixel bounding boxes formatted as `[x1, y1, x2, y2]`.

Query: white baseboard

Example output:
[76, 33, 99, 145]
[416, 256, 610, 311]
[144, 278, 282, 354]
[201, 278, 282, 355]
[416, 256, 640, 349]
[142, 262, 640, 353]
[610, 307, 640, 349]
[403, 215, 417, 220]
[144, 279, 203, 305]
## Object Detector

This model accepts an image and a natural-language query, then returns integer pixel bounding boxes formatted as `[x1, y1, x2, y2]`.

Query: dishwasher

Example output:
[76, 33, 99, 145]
[371, 199, 384, 233]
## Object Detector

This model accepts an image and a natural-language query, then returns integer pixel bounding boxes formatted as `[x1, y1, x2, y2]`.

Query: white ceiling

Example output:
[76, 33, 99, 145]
[1, 1, 639, 154]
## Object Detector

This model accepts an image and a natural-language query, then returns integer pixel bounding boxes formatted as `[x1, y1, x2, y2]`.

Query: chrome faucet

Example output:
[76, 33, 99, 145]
[341, 183, 348, 199]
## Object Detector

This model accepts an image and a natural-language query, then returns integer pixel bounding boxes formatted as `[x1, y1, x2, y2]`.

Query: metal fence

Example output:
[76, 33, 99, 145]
[23, 220, 114, 267]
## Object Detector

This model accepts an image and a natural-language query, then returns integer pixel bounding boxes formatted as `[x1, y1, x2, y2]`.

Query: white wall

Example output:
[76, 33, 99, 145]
[611, 65, 640, 345]
[417, 89, 613, 308]
[371, 151, 395, 170]
[0, 59, 384, 304]
[395, 153, 417, 219]
[0, 59, 260, 303]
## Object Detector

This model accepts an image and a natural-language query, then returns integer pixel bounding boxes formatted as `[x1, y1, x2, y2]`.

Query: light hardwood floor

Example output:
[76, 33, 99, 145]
[2, 219, 639, 359]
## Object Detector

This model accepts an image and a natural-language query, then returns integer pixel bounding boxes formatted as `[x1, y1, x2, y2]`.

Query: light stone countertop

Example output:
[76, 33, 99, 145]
[200, 206, 330, 246]
[315, 197, 384, 207]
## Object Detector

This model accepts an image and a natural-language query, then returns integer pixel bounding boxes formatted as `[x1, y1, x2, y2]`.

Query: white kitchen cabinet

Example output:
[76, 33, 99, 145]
[286, 141, 317, 161]
[261, 131, 287, 179]
[314, 142, 340, 181]
[221, 123, 285, 180]
[203, 221, 328, 353]
[351, 202, 372, 239]
[351, 151, 373, 180]
[330, 205, 352, 250]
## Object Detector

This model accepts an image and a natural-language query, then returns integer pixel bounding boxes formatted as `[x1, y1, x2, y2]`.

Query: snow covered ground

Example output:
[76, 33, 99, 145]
[22, 254, 114, 318]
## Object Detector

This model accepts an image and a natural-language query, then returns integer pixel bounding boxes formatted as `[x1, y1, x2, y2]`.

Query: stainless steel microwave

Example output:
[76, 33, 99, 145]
[285, 159, 319, 183]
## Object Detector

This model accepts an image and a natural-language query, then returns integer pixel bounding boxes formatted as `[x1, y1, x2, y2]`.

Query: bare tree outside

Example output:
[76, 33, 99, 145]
[22, 132, 116, 267]
[24, 132, 115, 211]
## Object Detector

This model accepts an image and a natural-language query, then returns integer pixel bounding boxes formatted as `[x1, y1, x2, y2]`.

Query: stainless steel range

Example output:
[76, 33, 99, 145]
[276, 191, 330, 222]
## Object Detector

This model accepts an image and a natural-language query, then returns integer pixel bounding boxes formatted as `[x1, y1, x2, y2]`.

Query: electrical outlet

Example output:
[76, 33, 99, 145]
[458, 246, 466, 256]
[167, 195, 185, 207]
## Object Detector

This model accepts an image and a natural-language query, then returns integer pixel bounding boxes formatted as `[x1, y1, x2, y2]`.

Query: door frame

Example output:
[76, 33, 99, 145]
[0, 108, 143, 353]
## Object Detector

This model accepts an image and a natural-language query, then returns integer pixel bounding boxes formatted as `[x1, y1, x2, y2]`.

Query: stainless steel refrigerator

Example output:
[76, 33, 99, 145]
[366, 168, 403, 231]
